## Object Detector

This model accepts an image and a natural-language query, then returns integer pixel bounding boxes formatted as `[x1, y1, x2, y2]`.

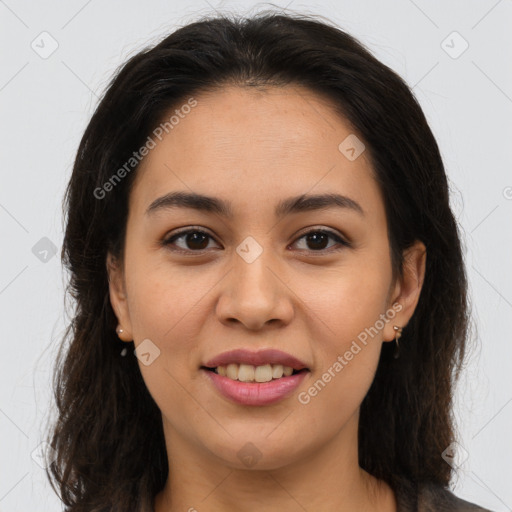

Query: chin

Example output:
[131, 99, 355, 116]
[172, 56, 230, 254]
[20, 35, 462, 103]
[202, 433, 312, 471]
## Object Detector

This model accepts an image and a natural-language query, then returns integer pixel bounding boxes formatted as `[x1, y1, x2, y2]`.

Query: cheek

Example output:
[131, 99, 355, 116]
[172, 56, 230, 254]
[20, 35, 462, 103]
[117, 235, 213, 433]
[298, 259, 391, 400]
[125, 249, 209, 339]
[294, 282, 388, 434]
[305, 254, 392, 344]
[123, 260, 210, 419]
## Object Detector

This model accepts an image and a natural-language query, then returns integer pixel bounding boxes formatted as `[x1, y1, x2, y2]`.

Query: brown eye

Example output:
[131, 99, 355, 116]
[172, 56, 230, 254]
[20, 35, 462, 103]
[162, 227, 350, 255]
[292, 229, 350, 252]
[163, 229, 218, 252]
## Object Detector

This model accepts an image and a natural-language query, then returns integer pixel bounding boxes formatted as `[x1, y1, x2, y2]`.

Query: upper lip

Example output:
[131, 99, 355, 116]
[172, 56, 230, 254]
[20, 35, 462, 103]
[203, 349, 309, 371]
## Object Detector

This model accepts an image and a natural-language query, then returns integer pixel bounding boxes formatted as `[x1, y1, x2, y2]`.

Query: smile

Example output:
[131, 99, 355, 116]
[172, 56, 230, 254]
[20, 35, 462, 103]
[204, 363, 301, 382]
[201, 366, 310, 406]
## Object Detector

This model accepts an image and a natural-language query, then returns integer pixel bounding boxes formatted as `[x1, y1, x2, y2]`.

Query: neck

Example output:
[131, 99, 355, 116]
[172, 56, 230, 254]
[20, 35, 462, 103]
[154, 412, 396, 512]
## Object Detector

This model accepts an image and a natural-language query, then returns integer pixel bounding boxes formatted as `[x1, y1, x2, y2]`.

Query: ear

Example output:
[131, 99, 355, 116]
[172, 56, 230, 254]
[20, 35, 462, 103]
[106, 251, 133, 342]
[384, 240, 427, 342]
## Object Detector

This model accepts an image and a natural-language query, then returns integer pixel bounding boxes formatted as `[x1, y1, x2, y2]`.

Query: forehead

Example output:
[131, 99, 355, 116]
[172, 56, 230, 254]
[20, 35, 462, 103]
[129, 85, 383, 221]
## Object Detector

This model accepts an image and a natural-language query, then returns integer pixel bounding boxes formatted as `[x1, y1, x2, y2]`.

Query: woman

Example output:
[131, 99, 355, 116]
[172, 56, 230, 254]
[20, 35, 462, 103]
[45, 10, 494, 512]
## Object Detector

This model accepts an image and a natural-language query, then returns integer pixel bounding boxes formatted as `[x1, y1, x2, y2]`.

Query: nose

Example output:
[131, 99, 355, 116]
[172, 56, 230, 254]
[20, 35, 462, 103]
[215, 243, 295, 331]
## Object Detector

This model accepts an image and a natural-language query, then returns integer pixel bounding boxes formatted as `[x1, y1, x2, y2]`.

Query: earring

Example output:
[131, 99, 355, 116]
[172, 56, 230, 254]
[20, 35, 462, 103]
[393, 325, 403, 359]
[116, 325, 131, 356]
[116, 326, 128, 342]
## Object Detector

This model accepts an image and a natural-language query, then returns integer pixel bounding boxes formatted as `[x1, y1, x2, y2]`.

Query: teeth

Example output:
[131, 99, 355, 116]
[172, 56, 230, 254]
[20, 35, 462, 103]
[214, 363, 298, 382]
[238, 364, 255, 382]
[226, 363, 239, 380]
[272, 364, 284, 378]
[254, 364, 272, 382]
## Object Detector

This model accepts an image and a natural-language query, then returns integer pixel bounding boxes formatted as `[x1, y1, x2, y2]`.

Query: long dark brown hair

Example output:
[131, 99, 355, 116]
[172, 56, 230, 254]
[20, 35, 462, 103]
[45, 10, 471, 511]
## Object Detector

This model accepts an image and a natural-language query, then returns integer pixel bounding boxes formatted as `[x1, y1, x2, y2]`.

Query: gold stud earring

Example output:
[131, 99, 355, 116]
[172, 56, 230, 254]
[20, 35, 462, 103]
[393, 325, 403, 359]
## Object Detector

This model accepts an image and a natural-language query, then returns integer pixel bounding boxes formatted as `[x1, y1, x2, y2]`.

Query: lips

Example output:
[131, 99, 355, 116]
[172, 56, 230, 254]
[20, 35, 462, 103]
[201, 349, 311, 405]
[203, 369, 309, 406]
[202, 348, 309, 371]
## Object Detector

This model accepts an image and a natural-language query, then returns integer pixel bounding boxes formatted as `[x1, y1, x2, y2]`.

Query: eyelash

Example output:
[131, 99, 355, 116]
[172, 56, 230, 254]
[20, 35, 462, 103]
[161, 226, 351, 255]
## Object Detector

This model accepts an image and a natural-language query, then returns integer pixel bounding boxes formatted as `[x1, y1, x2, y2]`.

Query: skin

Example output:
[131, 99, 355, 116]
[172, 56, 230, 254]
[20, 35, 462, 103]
[107, 85, 426, 512]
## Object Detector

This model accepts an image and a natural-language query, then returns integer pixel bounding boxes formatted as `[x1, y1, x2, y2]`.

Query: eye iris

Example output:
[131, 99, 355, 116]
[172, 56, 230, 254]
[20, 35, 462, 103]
[186, 232, 209, 250]
[307, 232, 329, 250]
[168, 229, 341, 252]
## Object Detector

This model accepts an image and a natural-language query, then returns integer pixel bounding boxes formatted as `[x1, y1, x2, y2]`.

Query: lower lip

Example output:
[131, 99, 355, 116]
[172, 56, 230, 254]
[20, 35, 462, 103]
[202, 368, 309, 406]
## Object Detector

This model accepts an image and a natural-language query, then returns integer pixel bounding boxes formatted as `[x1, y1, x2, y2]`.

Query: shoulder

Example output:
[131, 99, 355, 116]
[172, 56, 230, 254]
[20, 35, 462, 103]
[417, 481, 494, 512]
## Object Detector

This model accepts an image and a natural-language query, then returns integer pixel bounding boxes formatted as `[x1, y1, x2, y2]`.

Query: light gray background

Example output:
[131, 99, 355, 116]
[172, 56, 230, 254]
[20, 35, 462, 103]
[1, 1, 511, 511]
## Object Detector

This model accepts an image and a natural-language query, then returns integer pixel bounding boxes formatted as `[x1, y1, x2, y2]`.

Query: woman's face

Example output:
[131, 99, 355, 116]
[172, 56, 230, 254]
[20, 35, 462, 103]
[108, 85, 425, 470]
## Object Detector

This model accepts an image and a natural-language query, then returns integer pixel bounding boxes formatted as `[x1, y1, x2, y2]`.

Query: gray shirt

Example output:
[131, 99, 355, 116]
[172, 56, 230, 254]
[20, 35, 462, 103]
[396, 481, 494, 511]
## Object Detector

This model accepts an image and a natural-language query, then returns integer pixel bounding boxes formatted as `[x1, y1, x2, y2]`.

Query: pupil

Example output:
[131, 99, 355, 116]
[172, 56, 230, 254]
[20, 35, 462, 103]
[187, 232, 208, 250]
[307, 232, 328, 250]
[184, 232, 329, 251]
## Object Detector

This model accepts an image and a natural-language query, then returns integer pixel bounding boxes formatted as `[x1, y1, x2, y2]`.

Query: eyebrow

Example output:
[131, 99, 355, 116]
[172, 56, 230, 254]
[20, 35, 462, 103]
[145, 191, 364, 218]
